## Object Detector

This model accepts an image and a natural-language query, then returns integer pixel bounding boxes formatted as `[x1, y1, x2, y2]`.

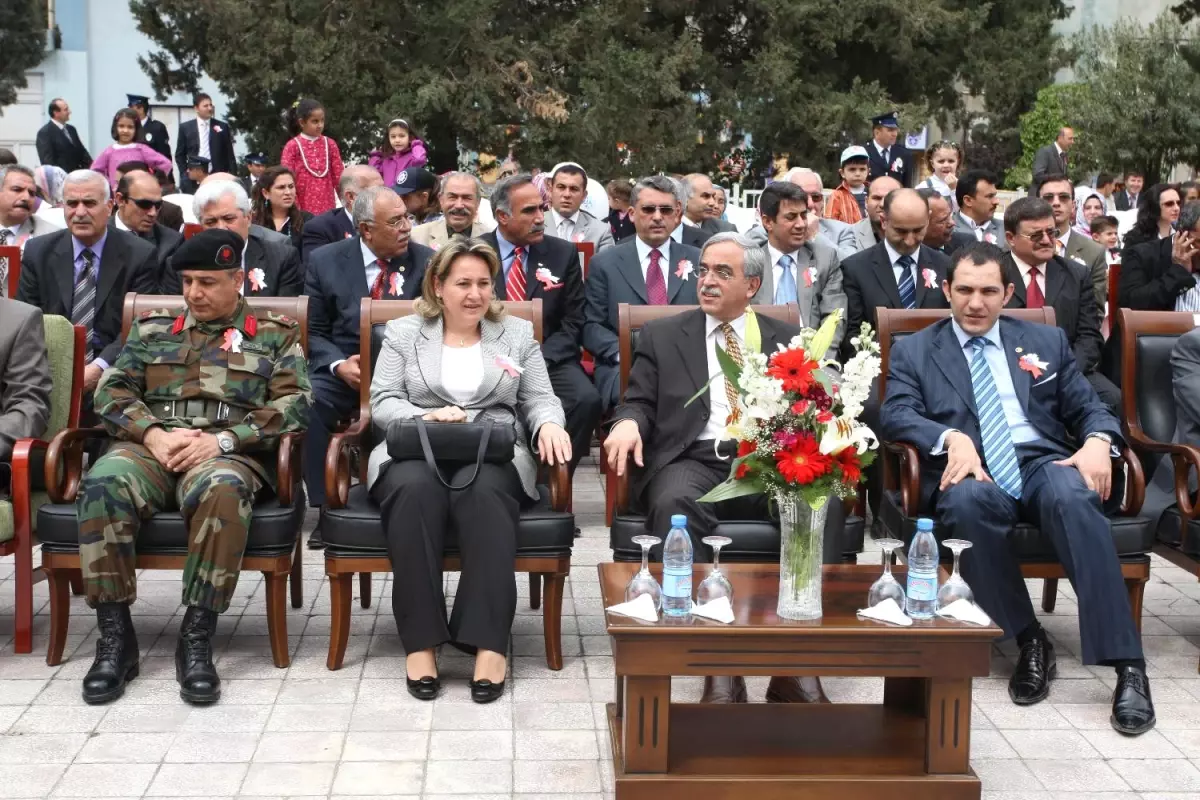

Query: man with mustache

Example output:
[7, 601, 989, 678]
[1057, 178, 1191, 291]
[109, 169, 183, 275]
[482, 174, 600, 477]
[410, 172, 493, 250]
[0, 165, 63, 294]
[17, 170, 158, 395]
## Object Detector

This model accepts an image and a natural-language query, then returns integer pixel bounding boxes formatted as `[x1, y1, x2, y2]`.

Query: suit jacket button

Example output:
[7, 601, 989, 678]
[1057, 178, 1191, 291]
[701, 412, 708, 420]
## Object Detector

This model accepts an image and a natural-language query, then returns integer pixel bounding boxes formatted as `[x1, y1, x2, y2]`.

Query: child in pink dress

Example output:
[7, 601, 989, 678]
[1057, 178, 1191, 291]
[280, 99, 345, 214]
[90, 109, 174, 189]
[368, 118, 428, 188]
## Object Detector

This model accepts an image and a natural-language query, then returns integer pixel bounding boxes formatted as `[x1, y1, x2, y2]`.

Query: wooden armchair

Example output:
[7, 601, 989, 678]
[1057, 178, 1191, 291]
[35, 294, 311, 667]
[320, 299, 575, 670]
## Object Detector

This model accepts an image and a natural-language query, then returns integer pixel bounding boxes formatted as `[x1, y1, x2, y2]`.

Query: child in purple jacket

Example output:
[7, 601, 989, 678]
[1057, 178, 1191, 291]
[368, 118, 428, 187]
[90, 108, 174, 188]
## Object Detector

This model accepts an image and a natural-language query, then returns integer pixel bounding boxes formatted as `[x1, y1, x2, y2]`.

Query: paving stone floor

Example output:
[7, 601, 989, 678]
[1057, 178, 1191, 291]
[0, 453, 1196, 798]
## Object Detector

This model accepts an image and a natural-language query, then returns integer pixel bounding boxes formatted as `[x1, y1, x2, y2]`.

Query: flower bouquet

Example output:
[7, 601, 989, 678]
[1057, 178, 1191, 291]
[691, 309, 881, 619]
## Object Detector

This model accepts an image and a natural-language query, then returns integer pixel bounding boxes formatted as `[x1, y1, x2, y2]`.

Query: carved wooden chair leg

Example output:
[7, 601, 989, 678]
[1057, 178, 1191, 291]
[1041, 578, 1059, 613]
[542, 568, 566, 670]
[529, 573, 542, 610]
[359, 572, 372, 609]
[263, 570, 291, 668]
[327, 570, 353, 670]
[289, 537, 304, 609]
[68, 569, 84, 596]
[45, 568, 72, 666]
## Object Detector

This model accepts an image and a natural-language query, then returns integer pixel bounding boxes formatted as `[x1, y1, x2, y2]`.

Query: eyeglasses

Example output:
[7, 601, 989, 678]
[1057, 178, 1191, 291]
[1017, 228, 1057, 243]
[695, 266, 737, 281]
[1039, 193, 1074, 203]
[366, 217, 411, 230]
[638, 204, 676, 217]
[128, 198, 163, 211]
[1162, 200, 1181, 208]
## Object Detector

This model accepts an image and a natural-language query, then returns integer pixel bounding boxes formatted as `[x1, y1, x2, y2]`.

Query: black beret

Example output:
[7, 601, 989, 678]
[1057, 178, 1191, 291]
[172, 229, 245, 271]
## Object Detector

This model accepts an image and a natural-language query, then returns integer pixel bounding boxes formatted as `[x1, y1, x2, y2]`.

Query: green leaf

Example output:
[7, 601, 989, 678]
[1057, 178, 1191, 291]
[685, 378, 715, 407]
[699, 477, 765, 504]
[714, 344, 743, 387]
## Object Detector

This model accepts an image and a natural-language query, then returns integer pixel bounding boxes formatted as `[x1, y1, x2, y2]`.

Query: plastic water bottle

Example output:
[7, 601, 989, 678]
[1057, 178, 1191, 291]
[906, 517, 939, 619]
[662, 515, 694, 617]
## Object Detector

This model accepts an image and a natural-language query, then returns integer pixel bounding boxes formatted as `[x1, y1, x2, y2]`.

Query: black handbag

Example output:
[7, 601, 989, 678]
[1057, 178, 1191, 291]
[386, 415, 516, 490]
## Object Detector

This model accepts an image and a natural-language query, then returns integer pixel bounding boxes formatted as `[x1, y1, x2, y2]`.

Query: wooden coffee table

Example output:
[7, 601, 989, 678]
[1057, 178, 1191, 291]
[599, 562, 1002, 800]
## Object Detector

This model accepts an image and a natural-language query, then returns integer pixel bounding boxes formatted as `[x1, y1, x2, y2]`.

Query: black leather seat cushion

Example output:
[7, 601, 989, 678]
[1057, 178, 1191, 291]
[37, 486, 305, 558]
[321, 484, 575, 558]
[609, 513, 866, 563]
[879, 490, 1154, 560]
[1156, 505, 1200, 555]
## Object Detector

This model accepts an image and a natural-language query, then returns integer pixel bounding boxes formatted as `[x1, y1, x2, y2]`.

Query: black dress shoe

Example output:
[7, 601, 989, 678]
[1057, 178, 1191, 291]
[307, 522, 325, 550]
[406, 675, 441, 701]
[1111, 665, 1156, 735]
[470, 678, 505, 704]
[1009, 636, 1056, 705]
[175, 606, 221, 705]
[82, 603, 139, 705]
[700, 676, 748, 703]
[765, 676, 831, 704]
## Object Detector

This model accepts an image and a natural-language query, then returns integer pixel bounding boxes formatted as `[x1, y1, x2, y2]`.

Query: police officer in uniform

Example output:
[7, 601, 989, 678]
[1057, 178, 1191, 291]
[77, 228, 311, 705]
[127, 94, 173, 177]
[865, 111, 913, 187]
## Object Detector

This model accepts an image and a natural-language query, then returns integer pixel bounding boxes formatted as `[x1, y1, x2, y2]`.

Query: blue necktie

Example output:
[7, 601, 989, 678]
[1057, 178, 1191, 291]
[968, 337, 1022, 499]
[897, 255, 916, 309]
[775, 254, 798, 304]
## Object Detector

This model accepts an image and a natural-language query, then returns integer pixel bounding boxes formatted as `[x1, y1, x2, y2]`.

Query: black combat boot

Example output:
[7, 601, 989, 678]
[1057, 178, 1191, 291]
[175, 606, 221, 704]
[82, 603, 139, 704]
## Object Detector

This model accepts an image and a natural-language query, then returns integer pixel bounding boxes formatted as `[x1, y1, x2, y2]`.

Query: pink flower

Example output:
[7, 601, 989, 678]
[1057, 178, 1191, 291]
[816, 410, 834, 424]
[773, 429, 800, 449]
[791, 399, 811, 414]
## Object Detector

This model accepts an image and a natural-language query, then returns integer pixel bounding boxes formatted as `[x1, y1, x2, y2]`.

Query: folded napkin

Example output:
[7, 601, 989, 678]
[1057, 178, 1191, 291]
[856, 597, 913, 626]
[936, 598, 992, 626]
[606, 592, 659, 622]
[691, 596, 734, 624]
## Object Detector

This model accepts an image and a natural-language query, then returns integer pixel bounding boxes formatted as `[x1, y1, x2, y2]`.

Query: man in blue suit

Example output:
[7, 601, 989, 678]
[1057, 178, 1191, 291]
[880, 242, 1154, 736]
[303, 185, 433, 546]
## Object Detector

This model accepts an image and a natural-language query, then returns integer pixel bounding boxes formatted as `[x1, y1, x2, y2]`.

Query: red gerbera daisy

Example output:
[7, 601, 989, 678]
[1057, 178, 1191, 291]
[767, 349, 819, 394]
[737, 440, 756, 458]
[835, 449, 862, 484]
[775, 433, 831, 485]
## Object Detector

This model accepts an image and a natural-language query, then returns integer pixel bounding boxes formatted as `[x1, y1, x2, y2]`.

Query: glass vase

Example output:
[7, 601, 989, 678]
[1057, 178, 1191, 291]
[775, 492, 829, 620]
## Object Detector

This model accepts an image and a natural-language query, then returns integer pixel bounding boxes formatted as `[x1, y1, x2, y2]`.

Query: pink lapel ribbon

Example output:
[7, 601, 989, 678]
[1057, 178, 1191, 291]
[495, 354, 522, 378]
[389, 272, 403, 296]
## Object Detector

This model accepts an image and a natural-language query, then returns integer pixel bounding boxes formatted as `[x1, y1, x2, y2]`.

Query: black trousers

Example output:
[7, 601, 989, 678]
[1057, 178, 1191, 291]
[934, 441, 1141, 665]
[303, 370, 360, 507]
[547, 360, 603, 476]
[371, 458, 532, 655]
[1087, 371, 1121, 416]
[641, 440, 846, 564]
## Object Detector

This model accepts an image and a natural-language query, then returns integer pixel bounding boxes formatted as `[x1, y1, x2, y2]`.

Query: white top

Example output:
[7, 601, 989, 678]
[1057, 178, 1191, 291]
[700, 313, 747, 443]
[550, 209, 580, 240]
[441, 343, 484, 405]
[1010, 252, 1047, 297]
[883, 240, 922, 286]
[634, 236, 670, 284]
[197, 118, 211, 159]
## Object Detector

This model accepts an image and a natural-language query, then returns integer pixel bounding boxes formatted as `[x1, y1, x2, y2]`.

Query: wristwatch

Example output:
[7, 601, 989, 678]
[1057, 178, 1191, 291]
[1086, 432, 1114, 446]
[216, 431, 238, 455]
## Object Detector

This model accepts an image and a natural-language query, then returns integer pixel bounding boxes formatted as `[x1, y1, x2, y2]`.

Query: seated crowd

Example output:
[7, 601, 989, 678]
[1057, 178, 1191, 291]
[4, 145, 1199, 741]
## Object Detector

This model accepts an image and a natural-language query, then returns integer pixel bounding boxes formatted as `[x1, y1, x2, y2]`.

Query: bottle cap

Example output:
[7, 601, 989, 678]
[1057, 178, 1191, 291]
[916, 517, 934, 532]
[671, 514, 688, 528]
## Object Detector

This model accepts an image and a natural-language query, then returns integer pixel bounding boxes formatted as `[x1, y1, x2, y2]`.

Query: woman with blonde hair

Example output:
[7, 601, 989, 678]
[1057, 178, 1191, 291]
[368, 237, 571, 703]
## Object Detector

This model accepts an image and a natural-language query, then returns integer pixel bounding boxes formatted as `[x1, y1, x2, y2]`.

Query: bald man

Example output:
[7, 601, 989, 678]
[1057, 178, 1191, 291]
[851, 175, 902, 251]
[301, 165, 384, 258]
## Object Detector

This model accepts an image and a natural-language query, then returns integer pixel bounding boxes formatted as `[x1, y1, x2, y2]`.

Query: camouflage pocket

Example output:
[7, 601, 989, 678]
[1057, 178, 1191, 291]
[145, 352, 193, 394]
[225, 351, 273, 407]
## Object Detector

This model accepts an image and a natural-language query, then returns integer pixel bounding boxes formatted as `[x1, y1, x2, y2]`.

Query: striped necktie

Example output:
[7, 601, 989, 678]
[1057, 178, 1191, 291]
[0, 230, 10, 293]
[72, 249, 97, 363]
[646, 249, 667, 305]
[967, 337, 1022, 499]
[720, 323, 744, 425]
[897, 254, 917, 309]
[505, 246, 527, 301]
[775, 254, 798, 304]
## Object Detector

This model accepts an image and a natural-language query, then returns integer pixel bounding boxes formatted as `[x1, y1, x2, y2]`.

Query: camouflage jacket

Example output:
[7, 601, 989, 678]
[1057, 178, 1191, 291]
[96, 299, 312, 483]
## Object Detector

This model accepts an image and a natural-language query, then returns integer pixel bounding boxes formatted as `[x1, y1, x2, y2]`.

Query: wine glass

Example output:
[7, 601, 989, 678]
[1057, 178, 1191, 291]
[697, 536, 733, 605]
[626, 535, 663, 611]
[937, 539, 974, 607]
[868, 538, 906, 609]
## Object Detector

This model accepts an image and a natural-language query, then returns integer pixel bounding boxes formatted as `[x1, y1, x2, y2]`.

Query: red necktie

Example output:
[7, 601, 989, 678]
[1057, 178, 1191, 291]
[646, 248, 667, 305]
[505, 246, 527, 301]
[370, 258, 392, 300]
[1026, 266, 1045, 309]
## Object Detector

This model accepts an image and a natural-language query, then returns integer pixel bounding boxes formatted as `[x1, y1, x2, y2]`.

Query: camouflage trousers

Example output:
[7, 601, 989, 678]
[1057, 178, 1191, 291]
[77, 443, 262, 613]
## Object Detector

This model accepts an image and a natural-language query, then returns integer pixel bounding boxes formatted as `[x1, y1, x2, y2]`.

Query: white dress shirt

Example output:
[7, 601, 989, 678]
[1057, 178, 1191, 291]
[633, 237, 670, 285]
[550, 209, 580, 241]
[441, 343, 484, 405]
[330, 240, 386, 374]
[197, 118, 211, 159]
[700, 313, 747, 443]
[883, 240, 921, 287]
[669, 225, 683, 244]
[766, 243, 805, 324]
[1010, 252, 1047, 297]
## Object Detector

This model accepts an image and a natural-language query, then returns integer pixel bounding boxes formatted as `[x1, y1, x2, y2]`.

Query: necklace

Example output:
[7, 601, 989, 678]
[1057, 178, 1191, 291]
[296, 135, 330, 178]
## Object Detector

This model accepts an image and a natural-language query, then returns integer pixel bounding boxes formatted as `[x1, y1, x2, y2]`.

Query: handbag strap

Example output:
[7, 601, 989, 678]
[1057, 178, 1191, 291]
[415, 416, 493, 490]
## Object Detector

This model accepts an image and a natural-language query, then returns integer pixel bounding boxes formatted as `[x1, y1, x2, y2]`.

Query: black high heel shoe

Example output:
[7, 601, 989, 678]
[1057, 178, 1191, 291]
[469, 678, 505, 704]
[406, 675, 441, 701]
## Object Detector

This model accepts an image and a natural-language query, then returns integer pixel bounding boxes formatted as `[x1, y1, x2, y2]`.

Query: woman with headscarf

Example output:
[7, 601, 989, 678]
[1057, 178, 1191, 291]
[1073, 189, 1106, 237]
[32, 165, 67, 208]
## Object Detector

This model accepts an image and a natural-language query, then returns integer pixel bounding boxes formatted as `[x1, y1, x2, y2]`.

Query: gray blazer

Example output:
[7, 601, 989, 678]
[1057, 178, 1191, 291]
[1032, 144, 1067, 186]
[554, 209, 615, 253]
[367, 313, 566, 499]
[1173, 328, 1200, 448]
[752, 238, 847, 360]
[1065, 229, 1109, 310]
[0, 299, 51, 462]
[952, 211, 1008, 251]
[850, 218, 876, 251]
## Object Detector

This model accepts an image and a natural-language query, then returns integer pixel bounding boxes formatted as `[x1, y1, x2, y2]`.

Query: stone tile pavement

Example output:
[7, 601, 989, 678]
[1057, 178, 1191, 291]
[0, 453, 1196, 798]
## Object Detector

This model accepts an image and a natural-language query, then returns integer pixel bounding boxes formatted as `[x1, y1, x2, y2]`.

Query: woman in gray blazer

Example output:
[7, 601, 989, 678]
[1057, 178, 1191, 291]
[368, 238, 570, 704]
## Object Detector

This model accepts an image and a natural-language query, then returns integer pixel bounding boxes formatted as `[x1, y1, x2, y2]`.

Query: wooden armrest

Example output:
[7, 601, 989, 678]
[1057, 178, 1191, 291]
[547, 461, 571, 512]
[1116, 446, 1146, 517]
[10, 438, 48, 511]
[883, 441, 922, 516]
[324, 414, 370, 510]
[276, 432, 303, 507]
[44, 427, 108, 503]
[1164, 442, 1200, 522]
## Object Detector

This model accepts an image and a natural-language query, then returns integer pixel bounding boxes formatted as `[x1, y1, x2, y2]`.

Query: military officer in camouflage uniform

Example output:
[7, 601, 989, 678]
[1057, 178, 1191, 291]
[77, 228, 311, 705]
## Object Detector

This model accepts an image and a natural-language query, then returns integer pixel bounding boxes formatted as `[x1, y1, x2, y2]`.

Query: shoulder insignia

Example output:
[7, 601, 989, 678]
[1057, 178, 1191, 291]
[260, 311, 298, 328]
[245, 314, 257, 337]
[139, 308, 178, 321]
[172, 314, 186, 335]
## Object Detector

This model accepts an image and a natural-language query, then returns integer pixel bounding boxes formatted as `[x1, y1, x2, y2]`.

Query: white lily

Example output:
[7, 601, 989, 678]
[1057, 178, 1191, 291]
[819, 417, 879, 455]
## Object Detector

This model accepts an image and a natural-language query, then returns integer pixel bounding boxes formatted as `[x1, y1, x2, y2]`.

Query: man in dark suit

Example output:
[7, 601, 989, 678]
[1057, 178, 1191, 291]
[17, 170, 158, 395]
[919, 189, 974, 257]
[1114, 171, 1145, 211]
[482, 174, 601, 476]
[682, 173, 737, 236]
[303, 186, 433, 541]
[174, 94, 236, 193]
[865, 111, 912, 187]
[1035, 174, 1109, 310]
[162, 180, 301, 296]
[1172, 327, 1200, 447]
[242, 152, 267, 198]
[584, 175, 702, 411]
[301, 165, 383, 259]
[1031, 127, 1073, 188]
[604, 233, 830, 705]
[35, 99, 92, 173]
[880, 241, 1154, 736]
[1000, 197, 1117, 411]
[127, 94, 172, 178]
[110, 169, 183, 274]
